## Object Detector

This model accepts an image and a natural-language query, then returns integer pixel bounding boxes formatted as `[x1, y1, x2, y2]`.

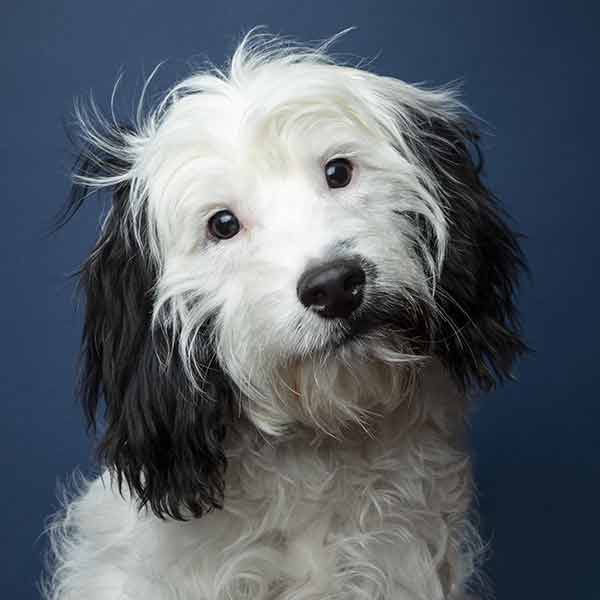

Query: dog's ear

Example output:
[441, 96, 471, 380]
[412, 115, 527, 391]
[65, 130, 232, 520]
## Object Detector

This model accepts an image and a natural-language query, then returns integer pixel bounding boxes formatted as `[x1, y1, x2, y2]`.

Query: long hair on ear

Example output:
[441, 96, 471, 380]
[411, 111, 527, 390]
[60, 122, 232, 521]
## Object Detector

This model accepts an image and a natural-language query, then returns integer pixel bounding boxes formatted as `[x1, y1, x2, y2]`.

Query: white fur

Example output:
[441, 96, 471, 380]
[44, 32, 485, 600]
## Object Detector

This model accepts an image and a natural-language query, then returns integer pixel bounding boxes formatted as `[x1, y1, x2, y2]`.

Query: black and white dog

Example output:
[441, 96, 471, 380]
[45, 32, 525, 600]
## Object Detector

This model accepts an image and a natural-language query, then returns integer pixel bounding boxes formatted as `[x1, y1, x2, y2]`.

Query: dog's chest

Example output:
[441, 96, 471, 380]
[136, 426, 458, 599]
[66, 411, 471, 600]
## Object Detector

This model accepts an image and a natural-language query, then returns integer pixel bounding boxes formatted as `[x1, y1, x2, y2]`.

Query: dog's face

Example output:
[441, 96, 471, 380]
[143, 64, 450, 427]
[66, 36, 525, 519]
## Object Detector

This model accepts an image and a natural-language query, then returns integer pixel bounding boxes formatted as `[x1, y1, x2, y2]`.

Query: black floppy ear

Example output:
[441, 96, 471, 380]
[65, 131, 232, 520]
[414, 116, 527, 390]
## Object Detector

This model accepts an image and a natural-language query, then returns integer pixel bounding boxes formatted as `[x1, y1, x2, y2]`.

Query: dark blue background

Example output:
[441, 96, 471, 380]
[2, 1, 598, 598]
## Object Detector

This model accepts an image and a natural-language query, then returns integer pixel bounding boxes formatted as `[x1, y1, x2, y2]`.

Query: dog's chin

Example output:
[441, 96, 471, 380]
[303, 315, 408, 362]
[301, 317, 371, 356]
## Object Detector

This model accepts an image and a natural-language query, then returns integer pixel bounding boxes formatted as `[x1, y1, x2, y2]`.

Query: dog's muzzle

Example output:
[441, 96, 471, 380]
[297, 258, 365, 319]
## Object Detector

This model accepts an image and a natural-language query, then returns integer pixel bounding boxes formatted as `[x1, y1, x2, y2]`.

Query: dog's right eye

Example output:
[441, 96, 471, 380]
[208, 210, 240, 240]
[325, 158, 353, 189]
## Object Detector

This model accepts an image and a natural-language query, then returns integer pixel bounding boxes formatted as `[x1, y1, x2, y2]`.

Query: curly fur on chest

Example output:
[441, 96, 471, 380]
[46, 368, 480, 600]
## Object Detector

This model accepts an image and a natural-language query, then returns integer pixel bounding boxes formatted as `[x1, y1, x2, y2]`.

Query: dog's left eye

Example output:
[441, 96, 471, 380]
[208, 210, 241, 240]
[325, 158, 353, 189]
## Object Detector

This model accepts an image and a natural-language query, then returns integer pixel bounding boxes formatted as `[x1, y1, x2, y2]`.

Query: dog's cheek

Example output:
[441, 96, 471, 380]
[352, 214, 427, 303]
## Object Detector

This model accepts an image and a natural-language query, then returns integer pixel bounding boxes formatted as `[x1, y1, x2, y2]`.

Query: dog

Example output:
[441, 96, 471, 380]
[44, 32, 525, 600]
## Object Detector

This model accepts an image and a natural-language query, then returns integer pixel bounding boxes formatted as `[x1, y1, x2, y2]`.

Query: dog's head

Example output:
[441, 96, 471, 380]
[64, 34, 525, 519]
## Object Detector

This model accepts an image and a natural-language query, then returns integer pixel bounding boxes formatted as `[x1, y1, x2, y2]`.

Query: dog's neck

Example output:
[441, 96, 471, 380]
[226, 358, 469, 489]
[234, 355, 466, 441]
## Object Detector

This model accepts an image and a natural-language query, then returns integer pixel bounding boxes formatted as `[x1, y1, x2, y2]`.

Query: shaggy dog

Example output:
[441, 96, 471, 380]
[44, 32, 525, 600]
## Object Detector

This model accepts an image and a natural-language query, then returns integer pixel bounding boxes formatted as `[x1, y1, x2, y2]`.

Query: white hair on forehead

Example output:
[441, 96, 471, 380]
[72, 29, 464, 226]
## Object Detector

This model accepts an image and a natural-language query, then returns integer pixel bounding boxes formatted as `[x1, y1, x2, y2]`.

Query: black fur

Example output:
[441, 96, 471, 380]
[408, 115, 527, 390]
[64, 130, 233, 520]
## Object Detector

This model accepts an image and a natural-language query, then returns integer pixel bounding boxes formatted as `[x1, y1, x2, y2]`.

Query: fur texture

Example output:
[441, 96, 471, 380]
[44, 32, 524, 600]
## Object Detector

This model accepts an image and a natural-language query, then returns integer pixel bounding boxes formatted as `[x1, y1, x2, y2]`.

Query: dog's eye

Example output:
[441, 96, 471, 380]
[324, 158, 353, 189]
[208, 210, 240, 240]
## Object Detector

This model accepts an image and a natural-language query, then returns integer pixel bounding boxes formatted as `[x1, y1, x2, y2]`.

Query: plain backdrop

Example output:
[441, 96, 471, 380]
[2, 1, 599, 598]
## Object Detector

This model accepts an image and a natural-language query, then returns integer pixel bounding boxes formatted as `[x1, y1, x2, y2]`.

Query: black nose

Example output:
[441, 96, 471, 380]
[297, 259, 366, 319]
